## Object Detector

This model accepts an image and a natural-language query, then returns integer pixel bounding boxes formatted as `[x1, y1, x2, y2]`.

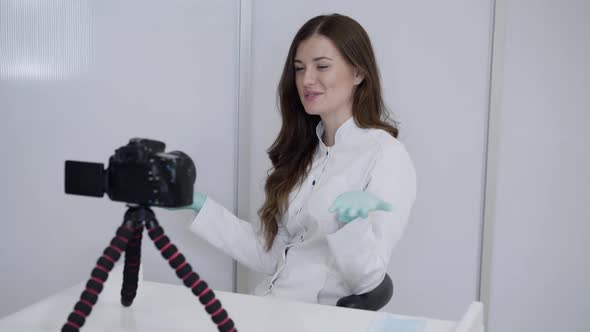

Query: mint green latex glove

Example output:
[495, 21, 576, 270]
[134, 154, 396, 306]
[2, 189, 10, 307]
[329, 191, 393, 223]
[166, 192, 207, 213]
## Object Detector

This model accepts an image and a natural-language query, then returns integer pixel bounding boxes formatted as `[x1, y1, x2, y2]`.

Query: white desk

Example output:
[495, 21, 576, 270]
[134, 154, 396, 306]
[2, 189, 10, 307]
[0, 266, 484, 332]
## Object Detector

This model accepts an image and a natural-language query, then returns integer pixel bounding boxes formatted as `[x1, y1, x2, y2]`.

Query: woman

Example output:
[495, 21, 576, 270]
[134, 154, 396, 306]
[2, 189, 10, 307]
[181, 13, 416, 306]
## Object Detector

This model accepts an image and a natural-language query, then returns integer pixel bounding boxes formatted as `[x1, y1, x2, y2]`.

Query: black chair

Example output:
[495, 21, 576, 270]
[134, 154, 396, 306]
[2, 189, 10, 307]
[336, 273, 393, 311]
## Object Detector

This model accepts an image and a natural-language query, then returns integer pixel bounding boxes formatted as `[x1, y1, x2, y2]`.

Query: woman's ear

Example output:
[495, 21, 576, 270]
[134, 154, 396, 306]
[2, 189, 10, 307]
[353, 69, 365, 85]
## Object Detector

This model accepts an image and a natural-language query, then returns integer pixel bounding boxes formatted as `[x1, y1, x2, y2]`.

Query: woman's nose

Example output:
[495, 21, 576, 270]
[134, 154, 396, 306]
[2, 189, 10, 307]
[303, 69, 316, 86]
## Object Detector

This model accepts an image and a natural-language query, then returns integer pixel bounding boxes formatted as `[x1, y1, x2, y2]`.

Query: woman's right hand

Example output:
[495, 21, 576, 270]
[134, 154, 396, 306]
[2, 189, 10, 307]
[329, 191, 392, 223]
[166, 192, 207, 213]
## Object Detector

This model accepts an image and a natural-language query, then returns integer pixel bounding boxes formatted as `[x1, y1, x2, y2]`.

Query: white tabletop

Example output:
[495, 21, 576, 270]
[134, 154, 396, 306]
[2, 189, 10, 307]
[0, 267, 467, 332]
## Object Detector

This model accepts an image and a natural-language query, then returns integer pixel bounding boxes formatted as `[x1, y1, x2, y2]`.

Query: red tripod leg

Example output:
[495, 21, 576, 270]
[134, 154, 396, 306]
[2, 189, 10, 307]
[146, 220, 237, 332]
[62, 224, 134, 332]
[121, 225, 143, 306]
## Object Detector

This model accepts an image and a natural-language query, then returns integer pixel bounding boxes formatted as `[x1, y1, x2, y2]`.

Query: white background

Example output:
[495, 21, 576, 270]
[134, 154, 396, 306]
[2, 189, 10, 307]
[481, 0, 590, 331]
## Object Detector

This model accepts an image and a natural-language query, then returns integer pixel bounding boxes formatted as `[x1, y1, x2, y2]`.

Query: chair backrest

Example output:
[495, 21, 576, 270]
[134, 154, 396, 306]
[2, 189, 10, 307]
[336, 273, 394, 311]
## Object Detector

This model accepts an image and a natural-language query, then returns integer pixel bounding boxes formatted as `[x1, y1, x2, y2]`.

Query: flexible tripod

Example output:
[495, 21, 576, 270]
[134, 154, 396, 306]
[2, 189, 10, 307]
[62, 206, 237, 332]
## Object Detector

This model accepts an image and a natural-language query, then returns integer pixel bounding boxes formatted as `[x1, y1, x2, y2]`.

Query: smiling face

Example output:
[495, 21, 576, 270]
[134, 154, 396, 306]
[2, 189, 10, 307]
[294, 34, 364, 118]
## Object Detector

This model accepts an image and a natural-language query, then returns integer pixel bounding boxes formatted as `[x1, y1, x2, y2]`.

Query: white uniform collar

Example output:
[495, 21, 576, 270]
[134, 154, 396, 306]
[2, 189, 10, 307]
[315, 116, 357, 153]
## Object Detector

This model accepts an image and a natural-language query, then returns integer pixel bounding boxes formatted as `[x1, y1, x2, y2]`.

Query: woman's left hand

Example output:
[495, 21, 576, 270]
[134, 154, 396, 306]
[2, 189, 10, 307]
[328, 191, 393, 223]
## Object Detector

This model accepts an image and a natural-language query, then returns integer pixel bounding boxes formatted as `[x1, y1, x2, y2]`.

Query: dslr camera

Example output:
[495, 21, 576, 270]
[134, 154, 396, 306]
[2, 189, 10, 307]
[65, 138, 195, 207]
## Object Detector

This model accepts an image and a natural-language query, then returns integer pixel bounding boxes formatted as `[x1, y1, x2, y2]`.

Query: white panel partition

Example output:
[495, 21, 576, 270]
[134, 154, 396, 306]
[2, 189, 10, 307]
[0, 0, 240, 317]
[481, 0, 590, 331]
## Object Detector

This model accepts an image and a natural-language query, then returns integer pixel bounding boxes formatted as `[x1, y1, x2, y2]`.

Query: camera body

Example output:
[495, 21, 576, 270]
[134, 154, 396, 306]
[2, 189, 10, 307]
[65, 138, 196, 207]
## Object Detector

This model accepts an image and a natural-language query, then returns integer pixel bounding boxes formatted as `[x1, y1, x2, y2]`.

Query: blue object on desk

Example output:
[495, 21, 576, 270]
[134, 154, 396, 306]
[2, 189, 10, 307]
[367, 314, 426, 332]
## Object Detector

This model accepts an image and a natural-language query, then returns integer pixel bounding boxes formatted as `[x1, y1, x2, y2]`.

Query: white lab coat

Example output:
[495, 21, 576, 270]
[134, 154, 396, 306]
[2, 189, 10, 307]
[189, 117, 417, 305]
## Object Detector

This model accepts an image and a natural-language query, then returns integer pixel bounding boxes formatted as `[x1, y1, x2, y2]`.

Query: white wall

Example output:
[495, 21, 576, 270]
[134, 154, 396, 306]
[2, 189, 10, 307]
[0, 0, 240, 317]
[481, 0, 590, 331]
[239, 0, 494, 320]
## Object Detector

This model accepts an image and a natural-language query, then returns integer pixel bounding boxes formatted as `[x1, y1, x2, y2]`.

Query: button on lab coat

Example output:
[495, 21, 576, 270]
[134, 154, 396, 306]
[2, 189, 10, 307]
[189, 117, 417, 305]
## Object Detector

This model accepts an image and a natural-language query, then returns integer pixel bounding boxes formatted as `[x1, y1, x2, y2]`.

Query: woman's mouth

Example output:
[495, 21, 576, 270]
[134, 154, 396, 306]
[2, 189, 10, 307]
[304, 91, 322, 102]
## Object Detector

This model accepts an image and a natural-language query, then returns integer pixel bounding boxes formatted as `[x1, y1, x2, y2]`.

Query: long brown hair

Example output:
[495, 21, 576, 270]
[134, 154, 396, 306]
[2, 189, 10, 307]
[258, 14, 399, 250]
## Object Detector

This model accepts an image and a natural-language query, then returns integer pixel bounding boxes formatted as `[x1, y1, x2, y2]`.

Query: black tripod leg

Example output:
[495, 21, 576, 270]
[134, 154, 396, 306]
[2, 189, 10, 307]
[146, 219, 237, 332]
[121, 224, 143, 306]
[62, 224, 134, 332]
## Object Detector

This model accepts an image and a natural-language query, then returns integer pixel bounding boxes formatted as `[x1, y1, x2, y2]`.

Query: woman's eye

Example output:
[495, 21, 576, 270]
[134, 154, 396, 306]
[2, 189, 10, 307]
[294, 67, 304, 72]
[317, 65, 329, 70]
